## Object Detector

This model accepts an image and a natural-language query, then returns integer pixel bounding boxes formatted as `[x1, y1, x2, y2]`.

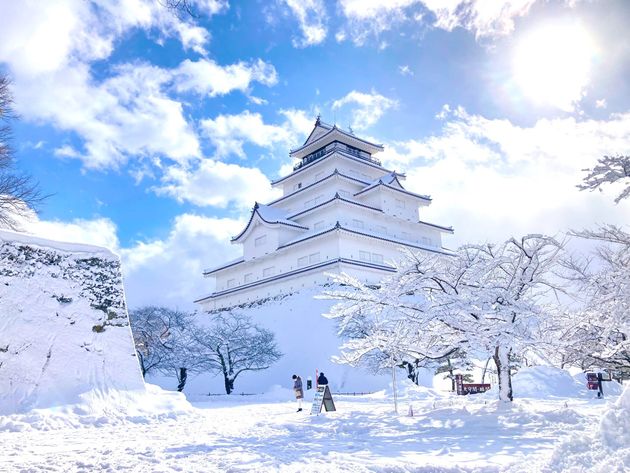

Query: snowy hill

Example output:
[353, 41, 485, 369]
[0, 230, 145, 415]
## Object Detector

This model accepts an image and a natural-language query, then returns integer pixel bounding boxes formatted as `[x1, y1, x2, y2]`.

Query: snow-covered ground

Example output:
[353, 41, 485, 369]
[0, 379, 623, 473]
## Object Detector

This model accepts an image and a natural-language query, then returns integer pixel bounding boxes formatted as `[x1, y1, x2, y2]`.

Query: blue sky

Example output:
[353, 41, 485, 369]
[1, 0, 629, 308]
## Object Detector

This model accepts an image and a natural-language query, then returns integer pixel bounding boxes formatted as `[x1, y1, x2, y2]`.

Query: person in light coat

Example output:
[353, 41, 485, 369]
[292, 374, 304, 412]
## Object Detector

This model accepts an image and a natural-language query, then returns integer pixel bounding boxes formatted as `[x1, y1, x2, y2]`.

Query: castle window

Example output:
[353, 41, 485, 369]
[376, 225, 387, 235]
[244, 273, 253, 283]
[359, 251, 370, 262]
[263, 266, 275, 277]
[371, 253, 384, 264]
[227, 279, 236, 288]
[255, 235, 267, 247]
[298, 256, 308, 267]
[313, 220, 325, 230]
[309, 252, 320, 264]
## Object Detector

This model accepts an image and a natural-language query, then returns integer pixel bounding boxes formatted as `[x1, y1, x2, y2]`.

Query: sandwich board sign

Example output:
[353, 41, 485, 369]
[310, 385, 336, 415]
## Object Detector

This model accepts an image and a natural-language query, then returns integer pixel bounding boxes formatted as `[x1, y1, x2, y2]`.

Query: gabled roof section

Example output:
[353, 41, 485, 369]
[231, 203, 308, 243]
[287, 192, 384, 220]
[267, 168, 369, 206]
[290, 123, 384, 159]
[355, 178, 432, 202]
[302, 116, 332, 146]
[271, 148, 393, 187]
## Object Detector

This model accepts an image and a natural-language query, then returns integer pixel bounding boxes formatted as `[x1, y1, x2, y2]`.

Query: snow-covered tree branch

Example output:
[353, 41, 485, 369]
[323, 236, 565, 402]
[579, 154, 630, 204]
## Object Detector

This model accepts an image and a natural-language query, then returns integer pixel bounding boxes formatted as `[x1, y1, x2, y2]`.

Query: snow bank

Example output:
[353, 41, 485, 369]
[483, 366, 596, 400]
[0, 230, 145, 415]
[512, 366, 588, 398]
[572, 372, 624, 396]
[0, 384, 193, 431]
[541, 385, 630, 472]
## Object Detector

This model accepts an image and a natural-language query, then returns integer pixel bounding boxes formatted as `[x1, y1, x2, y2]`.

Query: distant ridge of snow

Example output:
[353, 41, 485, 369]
[0, 231, 144, 415]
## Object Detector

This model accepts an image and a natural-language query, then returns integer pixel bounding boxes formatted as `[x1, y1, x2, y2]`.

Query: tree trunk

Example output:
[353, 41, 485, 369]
[447, 358, 455, 392]
[224, 375, 234, 394]
[481, 357, 491, 384]
[176, 367, 187, 392]
[493, 345, 513, 402]
[137, 352, 147, 378]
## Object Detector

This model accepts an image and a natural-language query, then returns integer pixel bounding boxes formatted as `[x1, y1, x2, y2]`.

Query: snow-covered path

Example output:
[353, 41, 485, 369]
[0, 393, 613, 472]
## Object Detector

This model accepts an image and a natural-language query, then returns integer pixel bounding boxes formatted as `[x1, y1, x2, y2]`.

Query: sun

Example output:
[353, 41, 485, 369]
[512, 22, 596, 111]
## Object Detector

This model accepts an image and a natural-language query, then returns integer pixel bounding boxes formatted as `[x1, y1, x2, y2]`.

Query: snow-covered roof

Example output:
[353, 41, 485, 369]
[290, 124, 384, 159]
[418, 220, 454, 234]
[301, 118, 333, 146]
[195, 256, 396, 302]
[267, 169, 370, 206]
[287, 193, 383, 220]
[355, 179, 431, 202]
[231, 203, 308, 243]
[271, 147, 393, 187]
[203, 256, 245, 276]
[277, 221, 454, 255]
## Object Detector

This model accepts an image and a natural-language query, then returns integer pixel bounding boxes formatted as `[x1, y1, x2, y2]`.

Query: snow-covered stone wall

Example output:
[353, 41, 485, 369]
[0, 230, 144, 415]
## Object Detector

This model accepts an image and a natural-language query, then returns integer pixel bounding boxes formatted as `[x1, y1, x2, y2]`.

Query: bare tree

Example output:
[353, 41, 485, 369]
[192, 312, 282, 394]
[0, 75, 43, 229]
[129, 306, 205, 391]
[579, 154, 630, 204]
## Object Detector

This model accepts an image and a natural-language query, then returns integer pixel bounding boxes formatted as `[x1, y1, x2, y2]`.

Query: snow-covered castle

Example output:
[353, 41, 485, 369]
[196, 118, 453, 311]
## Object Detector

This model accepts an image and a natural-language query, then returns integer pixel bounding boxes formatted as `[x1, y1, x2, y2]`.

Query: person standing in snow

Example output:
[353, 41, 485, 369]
[317, 372, 328, 386]
[292, 374, 304, 412]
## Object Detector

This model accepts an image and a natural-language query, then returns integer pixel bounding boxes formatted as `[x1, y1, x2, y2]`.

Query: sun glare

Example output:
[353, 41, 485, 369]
[513, 22, 596, 111]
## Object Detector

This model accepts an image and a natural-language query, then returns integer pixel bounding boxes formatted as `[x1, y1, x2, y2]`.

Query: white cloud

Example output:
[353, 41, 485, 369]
[0, 0, 214, 77]
[398, 65, 414, 76]
[337, 0, 418, 45]
[0, 1, 279, 171]
[337, 0, 574, 45]
[15, 63, 200, 169]
[332, 90, 398, 130]
[281, 0, 328, 47]
[200, 109, 312, 158]
[156, 159, 282, 208]
[422, 0, 537, 39]
[120, 213, 244, 309]
[200, 111, 293, 158]
[21, 216, 121, 251]
[155, 108, 314, 209]
[18, 211, 244, 310]
[381, 107, 630, 245]
[174, 58, 278, 97]
[0, 0, 283, 172]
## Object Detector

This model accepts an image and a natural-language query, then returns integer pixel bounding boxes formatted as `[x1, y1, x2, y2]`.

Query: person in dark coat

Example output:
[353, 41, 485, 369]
[317, 372, 328, 386]
[292, 374, 304, 412]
